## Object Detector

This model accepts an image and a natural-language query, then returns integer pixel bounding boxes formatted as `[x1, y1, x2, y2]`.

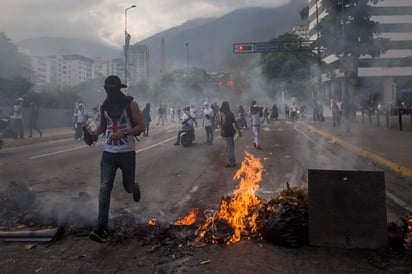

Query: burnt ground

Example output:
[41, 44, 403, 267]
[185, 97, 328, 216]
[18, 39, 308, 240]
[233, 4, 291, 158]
[0, 182, 411, 273]
[0, 221, 411, 274]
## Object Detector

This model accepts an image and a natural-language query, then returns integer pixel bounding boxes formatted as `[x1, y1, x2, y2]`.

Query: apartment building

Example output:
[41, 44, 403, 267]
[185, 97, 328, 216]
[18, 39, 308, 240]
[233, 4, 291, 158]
[308, 0, 412, 106]
[55, 54, 94, 87]
[127, 44, 150, 85]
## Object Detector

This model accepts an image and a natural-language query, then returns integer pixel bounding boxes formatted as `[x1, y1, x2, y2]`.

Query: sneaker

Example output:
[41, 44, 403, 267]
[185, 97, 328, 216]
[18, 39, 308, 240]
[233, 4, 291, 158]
[89, 228, 108, 243]
[174, 143, 180, 146]
[133, 183, 141, 202]
[256, 146, 262, 150]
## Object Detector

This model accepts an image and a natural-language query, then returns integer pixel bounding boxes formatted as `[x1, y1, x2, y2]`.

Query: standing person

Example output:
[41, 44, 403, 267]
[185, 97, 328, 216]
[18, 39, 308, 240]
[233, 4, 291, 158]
[331, 100, 339, 127]
[261, 105, 270, 124]
[237, 105, 248, 129]
[92, 107, 101, 128]
[28, 101, 42, 137]
[220, 101, 242, 167]
[270, 104, 279, 121]
[176, 106, 182, 121]
[73, 102, 79, 129]
[202, 102, 214, 144]
[337, 99, 343, 126]
[87, 75, 144, 243]
[250, 100, 262, 150]
[156, 105, 165, 126]
[284, 104, 290, 119]
[142, 103, 152, 136]
[290, 102, 297, 121]
[170, 106, 176, 122]
[13, 98, 24, 139]
[75, 104, 87, 140]
[212, 102, 220, 128]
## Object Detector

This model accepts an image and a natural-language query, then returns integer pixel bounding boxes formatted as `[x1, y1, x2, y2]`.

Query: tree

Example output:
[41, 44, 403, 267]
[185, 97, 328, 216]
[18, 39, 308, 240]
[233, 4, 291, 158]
[318, 0, 388, 133]
[299, 6, 309, 21]
[159, 67, 209, 103]
[318, 0, 388, 59]
[0, 32, 31, 79]
[260, 33, 316, 100]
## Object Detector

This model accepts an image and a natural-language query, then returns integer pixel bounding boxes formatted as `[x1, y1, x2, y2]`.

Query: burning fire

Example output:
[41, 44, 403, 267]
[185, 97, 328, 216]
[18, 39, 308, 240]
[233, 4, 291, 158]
[174, 208, 199, 226]
[198, 151, 264, 244]
[148, 218, 157, 226]
[408, 218, 412, 231]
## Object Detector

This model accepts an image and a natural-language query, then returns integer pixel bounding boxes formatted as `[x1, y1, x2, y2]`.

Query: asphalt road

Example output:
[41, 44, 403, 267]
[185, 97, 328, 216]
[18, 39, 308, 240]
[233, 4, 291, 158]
[0, 119, 411, 273]
[0, 119, 410, 226]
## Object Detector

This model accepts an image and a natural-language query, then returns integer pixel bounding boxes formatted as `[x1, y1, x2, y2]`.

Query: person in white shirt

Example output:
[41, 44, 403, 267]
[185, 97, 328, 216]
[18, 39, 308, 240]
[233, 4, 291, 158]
[250, 100, 263, 150]
[13, 98, 24, 139]
[174, 106, 197, 145]
[202, 102, 214, 144]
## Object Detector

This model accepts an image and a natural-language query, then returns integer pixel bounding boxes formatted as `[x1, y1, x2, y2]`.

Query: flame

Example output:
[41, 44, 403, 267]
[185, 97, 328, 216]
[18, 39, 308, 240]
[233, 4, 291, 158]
[198, 151, 264, 244]
[148, 218, 157, 226]
[408, 218, 412, 231]
[174, 208, 199, 226]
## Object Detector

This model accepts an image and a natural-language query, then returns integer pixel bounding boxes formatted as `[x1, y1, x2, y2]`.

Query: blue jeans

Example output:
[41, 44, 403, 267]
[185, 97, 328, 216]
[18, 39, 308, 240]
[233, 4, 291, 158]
[98, 151, 138, 230]
[224, 136, 235, 165]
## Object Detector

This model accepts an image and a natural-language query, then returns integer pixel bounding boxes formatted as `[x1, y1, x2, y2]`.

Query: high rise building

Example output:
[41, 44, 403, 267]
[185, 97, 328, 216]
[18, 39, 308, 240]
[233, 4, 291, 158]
[127, 44, 150, 85]
[55, 54, 94, 87]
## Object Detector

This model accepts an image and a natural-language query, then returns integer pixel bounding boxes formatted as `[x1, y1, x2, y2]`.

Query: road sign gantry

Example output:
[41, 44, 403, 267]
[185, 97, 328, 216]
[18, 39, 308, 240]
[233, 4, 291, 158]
[233, 40, 317, 54]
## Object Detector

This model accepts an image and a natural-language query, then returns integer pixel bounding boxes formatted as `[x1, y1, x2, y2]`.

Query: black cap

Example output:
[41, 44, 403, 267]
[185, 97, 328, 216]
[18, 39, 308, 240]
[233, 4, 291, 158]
[104, 75, 127, 88]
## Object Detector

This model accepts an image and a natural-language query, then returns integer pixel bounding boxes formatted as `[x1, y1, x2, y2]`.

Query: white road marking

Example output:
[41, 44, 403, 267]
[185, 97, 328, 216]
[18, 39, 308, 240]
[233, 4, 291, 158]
[30, 145, 89, 159]
[136, 137, 176, 153]
[30, 136, 176, 159]
[295, 124, 412, 213]
[386, 190, 412, 212]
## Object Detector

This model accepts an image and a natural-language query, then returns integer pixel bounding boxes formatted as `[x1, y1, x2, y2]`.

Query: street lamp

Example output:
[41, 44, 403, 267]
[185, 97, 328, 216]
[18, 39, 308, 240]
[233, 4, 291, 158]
[124, 5, 136, 85]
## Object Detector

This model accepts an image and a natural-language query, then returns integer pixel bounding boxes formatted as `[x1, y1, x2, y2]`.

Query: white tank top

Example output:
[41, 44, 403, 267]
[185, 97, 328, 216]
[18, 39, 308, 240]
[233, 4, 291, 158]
[103, 109, 135, 153]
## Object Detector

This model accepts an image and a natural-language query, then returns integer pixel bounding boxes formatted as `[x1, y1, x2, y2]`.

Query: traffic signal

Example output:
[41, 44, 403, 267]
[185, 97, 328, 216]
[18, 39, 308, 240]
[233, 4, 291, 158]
[233, 43, 255, 53]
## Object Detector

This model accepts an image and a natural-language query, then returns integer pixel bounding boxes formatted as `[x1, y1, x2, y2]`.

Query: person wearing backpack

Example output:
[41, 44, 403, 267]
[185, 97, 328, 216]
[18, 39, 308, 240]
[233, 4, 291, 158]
[86, 75, 144, 243]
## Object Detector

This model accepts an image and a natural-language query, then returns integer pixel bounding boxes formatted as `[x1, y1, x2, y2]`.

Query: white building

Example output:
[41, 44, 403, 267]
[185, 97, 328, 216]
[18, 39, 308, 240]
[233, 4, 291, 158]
[308, 0, 412, 106]
[127, 44, 150, 85]
[55, 54, 94, 87]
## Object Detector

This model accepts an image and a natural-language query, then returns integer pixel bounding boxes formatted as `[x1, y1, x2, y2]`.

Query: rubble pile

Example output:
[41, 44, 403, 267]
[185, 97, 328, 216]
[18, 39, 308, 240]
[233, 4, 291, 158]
[0, 182, 95, 231]
[0, 182, 47, 228]
[197, 183, 308, 247]
[109, 214, 198, 247]
[261, 183, 308, 247]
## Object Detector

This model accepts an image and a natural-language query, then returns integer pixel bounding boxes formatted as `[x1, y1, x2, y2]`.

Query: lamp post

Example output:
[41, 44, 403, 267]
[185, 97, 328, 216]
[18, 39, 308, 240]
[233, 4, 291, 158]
[315, 0, 323, 121]
[124, 5, 136, 85]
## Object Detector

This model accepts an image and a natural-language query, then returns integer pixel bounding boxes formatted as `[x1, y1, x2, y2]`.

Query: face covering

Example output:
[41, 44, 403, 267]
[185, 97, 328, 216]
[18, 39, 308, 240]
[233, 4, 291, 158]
[103, 85, 132, 119]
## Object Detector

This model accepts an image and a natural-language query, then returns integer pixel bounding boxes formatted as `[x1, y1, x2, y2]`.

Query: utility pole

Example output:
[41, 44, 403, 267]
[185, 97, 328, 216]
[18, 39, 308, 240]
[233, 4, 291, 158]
[315, 0, 323, 121]
[341, 0, 352, 135]
[124, 5, 136, 85]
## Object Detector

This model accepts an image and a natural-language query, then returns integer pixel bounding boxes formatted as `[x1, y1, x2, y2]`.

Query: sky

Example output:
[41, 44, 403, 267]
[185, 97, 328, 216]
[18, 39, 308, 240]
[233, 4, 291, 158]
[1, 0, 291, 48]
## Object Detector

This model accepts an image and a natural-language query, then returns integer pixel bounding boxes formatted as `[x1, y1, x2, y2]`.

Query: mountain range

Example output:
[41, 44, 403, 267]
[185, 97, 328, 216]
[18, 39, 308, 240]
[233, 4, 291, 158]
[17, 0, 307, 81]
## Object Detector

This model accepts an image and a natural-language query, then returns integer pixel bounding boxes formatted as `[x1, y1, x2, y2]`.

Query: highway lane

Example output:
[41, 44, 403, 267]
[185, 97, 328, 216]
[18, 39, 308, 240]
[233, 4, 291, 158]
[0, 119, 410, 227]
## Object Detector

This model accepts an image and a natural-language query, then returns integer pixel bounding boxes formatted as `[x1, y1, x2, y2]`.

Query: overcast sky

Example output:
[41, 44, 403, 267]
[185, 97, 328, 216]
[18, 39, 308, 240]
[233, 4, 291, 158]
[1, 0, 291, 48]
